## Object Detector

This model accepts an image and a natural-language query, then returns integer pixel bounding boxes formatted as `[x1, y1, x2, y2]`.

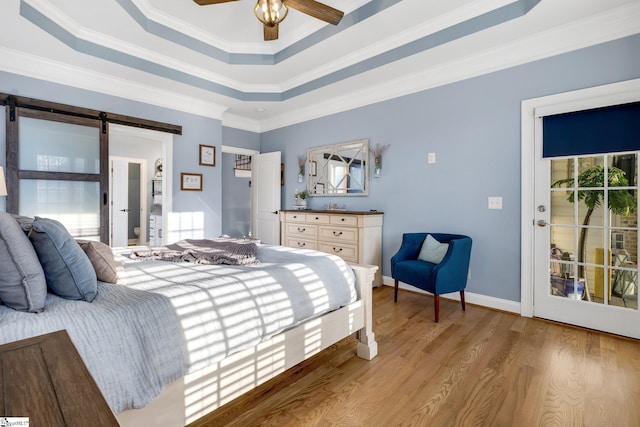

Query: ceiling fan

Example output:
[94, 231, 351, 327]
[193, 0, 344, 41]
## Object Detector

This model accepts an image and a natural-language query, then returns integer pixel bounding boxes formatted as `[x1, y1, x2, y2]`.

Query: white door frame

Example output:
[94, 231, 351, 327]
[109, 124, 174, 245]
[520, 78, 640, 317]
[109, 156, 147, 246]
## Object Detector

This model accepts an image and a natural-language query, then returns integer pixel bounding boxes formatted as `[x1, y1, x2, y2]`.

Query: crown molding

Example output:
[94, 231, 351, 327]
[0, 46, 228, 120]
[257, 2, 640, 131]
[4, 3, 639, 134]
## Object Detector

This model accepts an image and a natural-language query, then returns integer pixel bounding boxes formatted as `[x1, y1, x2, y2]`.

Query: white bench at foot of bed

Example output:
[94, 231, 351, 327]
[116, 264, 378, 427]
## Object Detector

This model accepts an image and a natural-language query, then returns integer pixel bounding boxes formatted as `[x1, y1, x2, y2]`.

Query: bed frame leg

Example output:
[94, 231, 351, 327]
[351, 264, 379, 360]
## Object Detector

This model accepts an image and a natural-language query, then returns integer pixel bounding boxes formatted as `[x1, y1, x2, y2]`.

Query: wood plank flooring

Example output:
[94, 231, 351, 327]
[189, 286, 640, 427]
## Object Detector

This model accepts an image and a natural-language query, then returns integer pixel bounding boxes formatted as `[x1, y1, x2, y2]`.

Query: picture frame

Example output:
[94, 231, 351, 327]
[315, 183, 324, 194]
[309, 161, 317, 176]
[199, 144, 216, 167]
[180, 172, 203, 191]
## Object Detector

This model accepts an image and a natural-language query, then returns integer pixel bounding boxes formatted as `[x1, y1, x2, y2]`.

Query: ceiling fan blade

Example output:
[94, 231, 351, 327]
[193, 0, 239, 5]
[283, 0, 344, 25]
[264, 24, 279, 41]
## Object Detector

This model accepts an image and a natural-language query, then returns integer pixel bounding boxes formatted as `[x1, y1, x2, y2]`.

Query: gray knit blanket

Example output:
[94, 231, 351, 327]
[130, 238, 259, 265]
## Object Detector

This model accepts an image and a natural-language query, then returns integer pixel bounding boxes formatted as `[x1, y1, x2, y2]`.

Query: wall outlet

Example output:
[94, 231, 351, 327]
[488, 196, 502, 209]
[428, 152, 436, 164]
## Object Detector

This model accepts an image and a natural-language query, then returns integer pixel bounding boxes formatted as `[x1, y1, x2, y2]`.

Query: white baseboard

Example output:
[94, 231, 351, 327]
[382, 275, 521, 315]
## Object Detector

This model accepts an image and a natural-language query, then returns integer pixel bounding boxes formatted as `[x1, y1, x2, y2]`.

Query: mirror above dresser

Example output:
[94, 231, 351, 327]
[307, 139, 369, 196]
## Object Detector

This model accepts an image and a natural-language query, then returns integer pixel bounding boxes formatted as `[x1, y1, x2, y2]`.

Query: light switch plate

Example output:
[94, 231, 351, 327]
[488, 196, 503, 209]
[428, 152, 436, 164]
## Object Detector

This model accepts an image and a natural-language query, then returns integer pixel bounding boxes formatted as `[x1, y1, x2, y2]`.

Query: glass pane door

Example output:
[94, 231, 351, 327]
[16, 112, 104, 241]
[535, 152, 640, 338]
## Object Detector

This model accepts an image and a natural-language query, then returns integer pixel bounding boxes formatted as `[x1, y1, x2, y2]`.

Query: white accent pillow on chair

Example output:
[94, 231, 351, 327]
[417, 234, 449, 264]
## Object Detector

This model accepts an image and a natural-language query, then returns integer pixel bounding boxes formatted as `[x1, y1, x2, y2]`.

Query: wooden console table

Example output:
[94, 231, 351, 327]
[0, 330, 119, 426]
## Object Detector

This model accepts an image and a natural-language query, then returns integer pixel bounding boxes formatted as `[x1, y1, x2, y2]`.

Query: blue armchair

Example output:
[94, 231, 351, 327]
[391, 233, 472, 322]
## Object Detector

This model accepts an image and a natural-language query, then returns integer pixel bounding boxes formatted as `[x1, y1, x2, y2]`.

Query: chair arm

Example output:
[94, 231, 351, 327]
[391, 233, 428, 274]
[432, 237, 472, 294]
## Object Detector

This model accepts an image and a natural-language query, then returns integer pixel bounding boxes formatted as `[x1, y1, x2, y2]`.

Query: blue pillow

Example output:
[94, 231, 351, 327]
[29, 217, 97, 302]
[0, 212, 47, 312]
[417, 234, 449, 264]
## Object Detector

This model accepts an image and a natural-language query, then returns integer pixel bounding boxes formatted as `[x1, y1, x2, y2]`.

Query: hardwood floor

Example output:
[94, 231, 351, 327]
[189, 286, 640, 427]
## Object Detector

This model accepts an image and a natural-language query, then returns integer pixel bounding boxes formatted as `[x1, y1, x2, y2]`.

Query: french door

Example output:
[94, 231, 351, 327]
[534, 152, 639, 338]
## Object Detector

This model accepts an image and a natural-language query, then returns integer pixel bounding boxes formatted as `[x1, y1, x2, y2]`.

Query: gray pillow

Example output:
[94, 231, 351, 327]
[10, 214, 34, 234]
[417, 234, 449, 264]
[76, 239, 124, 284]
[29, 217, 98, 302]
[0, 212, 47, 312]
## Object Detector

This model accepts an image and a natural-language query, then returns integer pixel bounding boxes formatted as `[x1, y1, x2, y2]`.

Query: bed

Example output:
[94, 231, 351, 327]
[0, 224, 377, 426]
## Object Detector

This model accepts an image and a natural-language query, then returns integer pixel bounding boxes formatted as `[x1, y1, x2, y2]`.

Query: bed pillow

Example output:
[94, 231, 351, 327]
[0, 212, 47, 312]
[29, 217, 98, 302]
[10, 214, 34, 234]
[76, 239, 124, 284]
[417, 234, 449, 264]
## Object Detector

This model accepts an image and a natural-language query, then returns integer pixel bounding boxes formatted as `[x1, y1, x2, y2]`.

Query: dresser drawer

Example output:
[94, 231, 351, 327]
[318, 226, 358, 244]
[305, 214, 331, 224]
[286, 223, 318, 239]
[318, 242, 358, 263]
[330, 215, 358, 226]
[286, 238, 317, 250]
[285, 212, 306, 222]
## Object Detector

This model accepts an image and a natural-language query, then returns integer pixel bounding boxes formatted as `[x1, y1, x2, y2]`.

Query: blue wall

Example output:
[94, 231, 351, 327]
[2, 34, 639, 303]
[262, 34, 640, 302]
[0, 71, 224, 238]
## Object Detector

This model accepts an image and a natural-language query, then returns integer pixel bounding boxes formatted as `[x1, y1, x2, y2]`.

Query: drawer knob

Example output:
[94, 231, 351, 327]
[341, 218, 345, 221]
[333, 247, 343, 253]
[298, 242, 306, 247]
[297, 227, 306, 232]
[315, 217, 319, 220]
[333, 231, 343, 236]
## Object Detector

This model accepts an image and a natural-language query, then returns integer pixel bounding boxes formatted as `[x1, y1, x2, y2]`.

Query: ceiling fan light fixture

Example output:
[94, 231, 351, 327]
[254, 0, 288, 26]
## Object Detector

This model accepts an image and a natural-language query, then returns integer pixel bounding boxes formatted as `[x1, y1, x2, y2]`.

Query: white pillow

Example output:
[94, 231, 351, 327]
[417, 234, 449, 264]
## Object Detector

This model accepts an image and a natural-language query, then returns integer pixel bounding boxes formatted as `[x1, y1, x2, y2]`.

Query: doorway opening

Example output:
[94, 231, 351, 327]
[109, 124, 173, 248]
[221, 145, 259, 238]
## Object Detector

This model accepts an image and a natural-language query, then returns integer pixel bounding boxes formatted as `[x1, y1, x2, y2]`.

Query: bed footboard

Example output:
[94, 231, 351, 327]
[117, 263, 378, 427]
[350, 263, 379, 360]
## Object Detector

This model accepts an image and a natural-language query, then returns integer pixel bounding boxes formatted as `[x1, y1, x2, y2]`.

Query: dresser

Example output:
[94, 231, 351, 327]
[280, 210, 384, 286]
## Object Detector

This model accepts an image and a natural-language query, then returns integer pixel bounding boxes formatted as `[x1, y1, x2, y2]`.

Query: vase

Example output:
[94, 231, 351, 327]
[374, 156, 382, 178]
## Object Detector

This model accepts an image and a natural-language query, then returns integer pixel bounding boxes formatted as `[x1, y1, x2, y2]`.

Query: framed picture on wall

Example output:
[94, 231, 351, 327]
[309, 161, 317, 176]
[181, 172, 203, 191]
[199, 144, 216, 166]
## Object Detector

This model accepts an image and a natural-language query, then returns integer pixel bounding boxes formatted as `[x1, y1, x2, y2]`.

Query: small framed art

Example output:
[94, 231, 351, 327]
[181, 173, 203, 191]
[199, 144, 216, 167]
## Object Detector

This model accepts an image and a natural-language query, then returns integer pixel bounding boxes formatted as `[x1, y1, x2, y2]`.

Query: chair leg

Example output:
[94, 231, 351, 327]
[434, 294, 440, 322]
[394, 279, 399, 302]
[460, 290, 466, 311]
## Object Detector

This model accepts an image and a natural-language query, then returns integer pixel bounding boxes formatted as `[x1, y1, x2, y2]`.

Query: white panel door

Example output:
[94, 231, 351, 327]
[110, 158, 129, 247]
[252, 152, 281, 245]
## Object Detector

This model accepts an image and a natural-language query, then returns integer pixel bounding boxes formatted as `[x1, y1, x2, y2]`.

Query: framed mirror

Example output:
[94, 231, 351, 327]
[307, 139, 369, 196]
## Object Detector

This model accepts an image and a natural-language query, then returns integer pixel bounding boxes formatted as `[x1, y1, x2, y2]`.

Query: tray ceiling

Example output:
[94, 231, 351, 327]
[1, 0, 639, 131]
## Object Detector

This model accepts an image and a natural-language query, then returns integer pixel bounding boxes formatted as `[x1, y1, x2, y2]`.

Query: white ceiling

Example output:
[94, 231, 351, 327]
[1, 0, 639, 132]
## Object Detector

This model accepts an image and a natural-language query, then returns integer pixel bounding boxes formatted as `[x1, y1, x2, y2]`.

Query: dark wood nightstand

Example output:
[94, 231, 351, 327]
[0, 330, 119, 426]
